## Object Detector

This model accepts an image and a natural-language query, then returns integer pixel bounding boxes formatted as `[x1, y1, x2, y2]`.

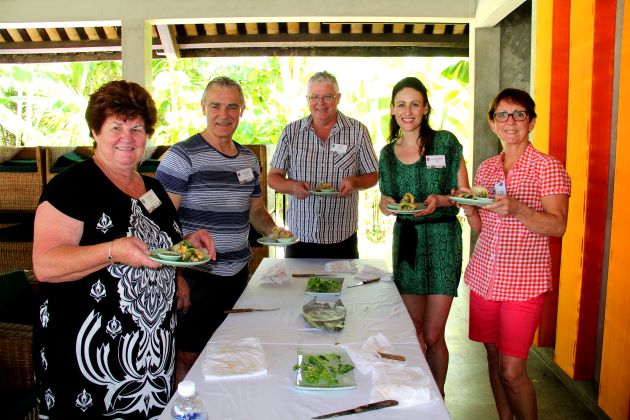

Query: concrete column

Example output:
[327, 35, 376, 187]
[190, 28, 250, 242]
[472, 26, 502, 173]
[121, 19, 153, 90]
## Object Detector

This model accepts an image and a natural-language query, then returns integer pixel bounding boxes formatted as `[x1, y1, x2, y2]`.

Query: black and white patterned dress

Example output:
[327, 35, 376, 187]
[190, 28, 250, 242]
[34, 159, 182, 419]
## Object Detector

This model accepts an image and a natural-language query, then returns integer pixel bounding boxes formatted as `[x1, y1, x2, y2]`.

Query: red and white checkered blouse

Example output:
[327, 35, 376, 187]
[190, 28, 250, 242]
[464, 143, 571, 301]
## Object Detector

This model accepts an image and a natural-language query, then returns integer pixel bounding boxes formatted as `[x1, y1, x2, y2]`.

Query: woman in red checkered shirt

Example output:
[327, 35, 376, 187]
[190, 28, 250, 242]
[459, 88, 571, 420]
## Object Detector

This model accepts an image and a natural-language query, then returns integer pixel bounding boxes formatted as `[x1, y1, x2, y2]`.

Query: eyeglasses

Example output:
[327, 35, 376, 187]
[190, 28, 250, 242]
[493, 110, 528, 122]
[307, 94, 337, 103]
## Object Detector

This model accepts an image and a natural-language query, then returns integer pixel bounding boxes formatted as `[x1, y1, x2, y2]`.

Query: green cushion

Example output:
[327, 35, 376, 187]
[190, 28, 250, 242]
[138, 158, 161, 172]
[0, 270, 35, 325]
[51, 152, 88, 173]
[0, 159, 37, 173]
[0, 223, 33, 242]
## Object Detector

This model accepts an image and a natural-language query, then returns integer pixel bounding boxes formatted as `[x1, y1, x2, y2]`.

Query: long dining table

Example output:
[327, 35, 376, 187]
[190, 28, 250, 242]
[159, 258, 451, 420]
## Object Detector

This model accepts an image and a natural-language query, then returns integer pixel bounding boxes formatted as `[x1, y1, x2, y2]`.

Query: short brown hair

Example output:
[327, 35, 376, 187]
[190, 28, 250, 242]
[85, 80, 157, 138]
[487, 88, 537, 121]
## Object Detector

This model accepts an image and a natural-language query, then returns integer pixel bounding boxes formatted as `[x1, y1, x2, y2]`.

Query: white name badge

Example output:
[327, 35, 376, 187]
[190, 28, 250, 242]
[331, 143, 348, 154]
[494, 181, 507, 196]
[426, 155, 446, 169]
[236, 167, 255, 184]
[139, 189, 162, 213]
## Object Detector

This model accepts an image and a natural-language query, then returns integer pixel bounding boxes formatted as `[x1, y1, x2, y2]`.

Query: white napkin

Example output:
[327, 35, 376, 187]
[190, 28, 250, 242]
[371, 364, 437, 407]
[324, 260, 357, 273]
[202, 338, 267, 380]
[354, 265, 392, 282]
[343, 333, 405, 374]
[259, 261, 289, 285]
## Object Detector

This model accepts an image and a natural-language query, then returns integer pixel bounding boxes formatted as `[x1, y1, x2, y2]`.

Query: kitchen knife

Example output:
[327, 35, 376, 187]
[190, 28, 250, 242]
[347, 278, 380, 288]
[312, 400, 398, 419]
[292, 273, 327, 277]
[223, 308, 280, 313]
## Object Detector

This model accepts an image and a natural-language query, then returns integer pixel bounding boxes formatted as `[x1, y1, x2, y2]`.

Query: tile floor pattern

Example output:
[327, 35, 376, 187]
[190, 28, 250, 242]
[443, 284, 600, 420]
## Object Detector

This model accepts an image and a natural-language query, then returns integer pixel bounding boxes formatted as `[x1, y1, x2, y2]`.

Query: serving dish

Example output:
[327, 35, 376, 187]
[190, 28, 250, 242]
[305, 276, 344, 297]
[294, 348, 356, 390]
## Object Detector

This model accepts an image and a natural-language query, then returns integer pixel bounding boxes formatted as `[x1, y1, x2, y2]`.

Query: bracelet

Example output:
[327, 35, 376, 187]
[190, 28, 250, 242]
[108, 241, 114, 265]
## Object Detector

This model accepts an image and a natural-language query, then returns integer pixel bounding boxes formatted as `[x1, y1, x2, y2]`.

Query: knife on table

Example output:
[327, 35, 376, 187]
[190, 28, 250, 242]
[312, 400, 398, 419]
[292, 273, 327, 277]
[347, 278, 380, 288]
[223, 308, 280, 313]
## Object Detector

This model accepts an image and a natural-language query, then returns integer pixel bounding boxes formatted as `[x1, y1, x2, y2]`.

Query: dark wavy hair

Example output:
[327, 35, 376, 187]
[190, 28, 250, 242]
[388, 77, 435, 153]
[85, 80, 157, 141]
[487, 88, 537, 121]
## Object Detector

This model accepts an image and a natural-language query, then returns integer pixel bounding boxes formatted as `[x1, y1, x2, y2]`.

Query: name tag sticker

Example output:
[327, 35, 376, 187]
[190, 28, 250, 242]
[139, 189, 162, 213]
[236, 167, 255, 184]
[494, 181, 507, 196]
[426, 155, 446, 169]
[331, 143, 348, 154]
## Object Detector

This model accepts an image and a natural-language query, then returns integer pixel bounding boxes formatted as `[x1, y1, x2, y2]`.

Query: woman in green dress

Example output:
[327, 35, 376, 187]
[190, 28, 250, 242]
[378, 77, 469, 396]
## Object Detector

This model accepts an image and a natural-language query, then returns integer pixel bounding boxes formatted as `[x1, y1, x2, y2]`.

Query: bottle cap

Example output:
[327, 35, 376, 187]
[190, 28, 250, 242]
[177, 380, 196, 397]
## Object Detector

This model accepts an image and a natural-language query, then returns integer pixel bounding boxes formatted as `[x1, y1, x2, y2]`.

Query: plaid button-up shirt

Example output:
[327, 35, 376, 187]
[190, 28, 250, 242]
[464, 144, 571, 301]
[270, 112, 378, 244]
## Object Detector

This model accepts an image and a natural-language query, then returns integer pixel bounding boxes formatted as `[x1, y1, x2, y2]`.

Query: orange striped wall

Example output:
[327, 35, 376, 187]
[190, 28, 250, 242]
[598, 3, 630, 418]
[555, 0, 616, 380]
[532, 0, 571, 347]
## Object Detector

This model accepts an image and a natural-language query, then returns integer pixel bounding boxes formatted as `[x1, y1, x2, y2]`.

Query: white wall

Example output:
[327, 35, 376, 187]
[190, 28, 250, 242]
[2, 0, 518, 27]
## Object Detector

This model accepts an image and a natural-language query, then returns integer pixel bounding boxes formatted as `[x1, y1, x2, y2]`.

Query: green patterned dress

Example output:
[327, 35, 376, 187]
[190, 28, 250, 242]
[379, 130, 463, 296]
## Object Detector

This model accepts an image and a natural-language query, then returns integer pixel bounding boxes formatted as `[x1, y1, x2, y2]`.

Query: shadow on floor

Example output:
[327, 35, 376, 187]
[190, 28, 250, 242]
[444, 284, 604, 420]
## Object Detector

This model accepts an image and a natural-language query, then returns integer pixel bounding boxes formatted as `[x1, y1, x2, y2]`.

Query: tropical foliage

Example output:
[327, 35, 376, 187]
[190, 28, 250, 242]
[0, 56, 470, 257]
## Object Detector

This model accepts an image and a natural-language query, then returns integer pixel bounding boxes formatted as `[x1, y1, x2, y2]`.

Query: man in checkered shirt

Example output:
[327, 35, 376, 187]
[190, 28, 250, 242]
[268, 71, 378, 258]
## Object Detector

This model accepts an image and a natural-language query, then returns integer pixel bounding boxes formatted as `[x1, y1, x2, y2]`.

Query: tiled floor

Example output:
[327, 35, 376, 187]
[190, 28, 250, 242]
[443, 284, 603, 420]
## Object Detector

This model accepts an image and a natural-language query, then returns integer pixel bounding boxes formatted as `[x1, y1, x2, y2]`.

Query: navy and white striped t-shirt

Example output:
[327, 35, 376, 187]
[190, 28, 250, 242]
[270, 112, 378, 244]
[155, 134, 261, 276]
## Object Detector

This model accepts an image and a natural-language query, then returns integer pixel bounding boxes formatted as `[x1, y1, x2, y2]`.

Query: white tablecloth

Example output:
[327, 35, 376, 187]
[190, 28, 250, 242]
[159, 258, 451, 420]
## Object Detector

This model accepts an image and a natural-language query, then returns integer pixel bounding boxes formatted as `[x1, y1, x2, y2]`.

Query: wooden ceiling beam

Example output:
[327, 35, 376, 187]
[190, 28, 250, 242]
[156, 24, 180, 59]
[0, 39, 121, 54]
[178, 33, 468, 50]
[181, 45, 468, 58]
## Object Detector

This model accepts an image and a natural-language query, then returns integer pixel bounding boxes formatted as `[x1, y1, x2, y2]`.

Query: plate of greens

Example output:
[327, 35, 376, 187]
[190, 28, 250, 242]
[293, 348, 356, 390]
[305, 276, 344, 297]
[386, 203, 427, 215]
[149, 241, 211, 267]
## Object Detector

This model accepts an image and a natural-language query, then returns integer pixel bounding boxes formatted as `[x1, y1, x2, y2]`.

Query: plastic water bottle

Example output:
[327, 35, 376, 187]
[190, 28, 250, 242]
[171, 380, 207, 419]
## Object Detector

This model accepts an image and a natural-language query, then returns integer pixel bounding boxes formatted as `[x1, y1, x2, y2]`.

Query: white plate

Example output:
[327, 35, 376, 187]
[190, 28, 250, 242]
[449, 196, 494, 206]
[309, 190, 339, 196]
[305, 276, 344, 297]
[149, 249, 211, 267]
[387, 203, 427, 215]
[257, 237, 300, 247]
[294, 348, 356, 390]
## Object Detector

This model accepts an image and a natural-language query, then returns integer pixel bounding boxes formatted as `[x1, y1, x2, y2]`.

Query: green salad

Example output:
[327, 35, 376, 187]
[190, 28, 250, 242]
[293, 353, 354, 386]
[306, 276, 342, 293]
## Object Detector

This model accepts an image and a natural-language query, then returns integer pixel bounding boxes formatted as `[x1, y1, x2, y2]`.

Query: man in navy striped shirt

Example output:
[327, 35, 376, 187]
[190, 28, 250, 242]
[156, 76, 281, 384]
[269, 71, 378, 258]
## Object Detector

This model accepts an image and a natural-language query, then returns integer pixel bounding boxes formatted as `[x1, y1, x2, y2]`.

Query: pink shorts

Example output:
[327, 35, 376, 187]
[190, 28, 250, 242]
[468, 291, 544, 359]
